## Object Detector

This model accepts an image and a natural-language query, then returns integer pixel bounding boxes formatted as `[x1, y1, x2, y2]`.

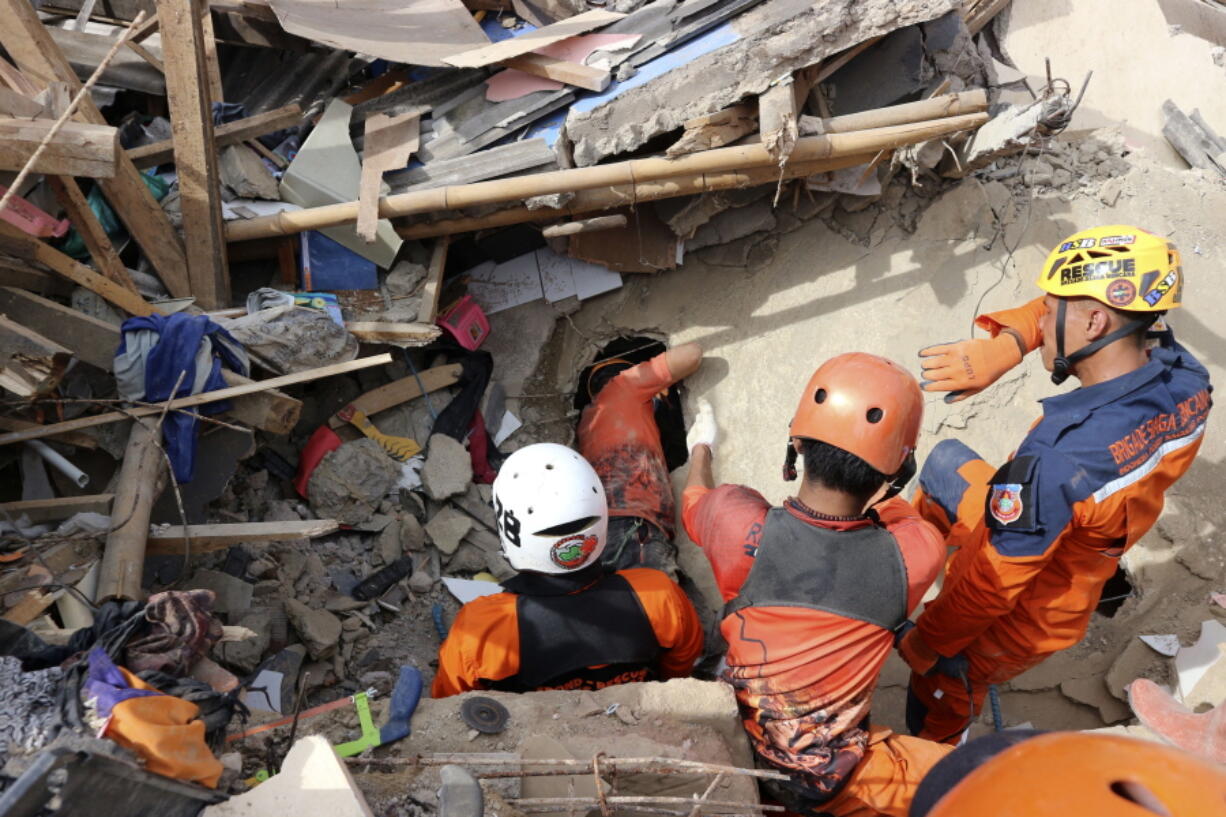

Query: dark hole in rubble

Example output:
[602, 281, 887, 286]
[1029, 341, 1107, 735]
[575, 335, 690, 472]
[1096, 565, 1135, 618]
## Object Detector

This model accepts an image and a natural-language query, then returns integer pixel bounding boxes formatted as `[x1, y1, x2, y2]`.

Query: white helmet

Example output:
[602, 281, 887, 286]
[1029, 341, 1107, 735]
[491, 443, 608, 574]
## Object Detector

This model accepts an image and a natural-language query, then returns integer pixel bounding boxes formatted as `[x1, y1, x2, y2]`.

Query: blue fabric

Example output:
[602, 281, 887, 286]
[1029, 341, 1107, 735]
[918, 438, 983, 524]
[84, 647, 159, 719]
[116, 314, 248, 483]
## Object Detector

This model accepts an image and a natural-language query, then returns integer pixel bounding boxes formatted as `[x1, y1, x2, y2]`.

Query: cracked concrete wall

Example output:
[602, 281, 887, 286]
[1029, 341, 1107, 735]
[565, 0, 963, 166]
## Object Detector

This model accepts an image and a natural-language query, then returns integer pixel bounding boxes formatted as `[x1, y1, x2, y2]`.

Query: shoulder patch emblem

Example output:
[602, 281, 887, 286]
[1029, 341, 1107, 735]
[989, 483, 1024, 525]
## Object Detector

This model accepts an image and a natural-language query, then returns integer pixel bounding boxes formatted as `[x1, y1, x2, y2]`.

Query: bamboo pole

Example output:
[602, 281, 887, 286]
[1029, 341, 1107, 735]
[806, 89, 987, 134]
[542, 214, 628, 238]
[96, 417, 164, 602]
[396, 153, 877, 240]
[226, 109, 988, 242]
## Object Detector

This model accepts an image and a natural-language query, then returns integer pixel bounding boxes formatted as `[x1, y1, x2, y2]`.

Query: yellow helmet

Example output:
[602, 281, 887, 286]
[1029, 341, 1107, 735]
[1036, 225, 1182, 312]
[1036, 226, 1181, 385]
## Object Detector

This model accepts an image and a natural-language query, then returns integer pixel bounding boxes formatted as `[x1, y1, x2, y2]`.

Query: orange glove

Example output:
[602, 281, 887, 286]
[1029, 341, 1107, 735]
[919, 333, 1024, 403]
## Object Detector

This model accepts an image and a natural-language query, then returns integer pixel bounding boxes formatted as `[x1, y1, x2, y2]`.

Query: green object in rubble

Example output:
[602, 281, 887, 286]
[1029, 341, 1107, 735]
[56, 172, 170, 259]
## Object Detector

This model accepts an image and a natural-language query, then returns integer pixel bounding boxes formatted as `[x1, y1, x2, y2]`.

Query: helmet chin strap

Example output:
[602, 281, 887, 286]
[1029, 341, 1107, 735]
[1050, 298, 1158, 385]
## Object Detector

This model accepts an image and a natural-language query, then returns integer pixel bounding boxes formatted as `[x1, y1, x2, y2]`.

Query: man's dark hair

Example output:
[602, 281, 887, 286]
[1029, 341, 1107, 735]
[1108, 305, 1158, 347]
[799, 438, 886, 505]
[587, 361, 632, 399]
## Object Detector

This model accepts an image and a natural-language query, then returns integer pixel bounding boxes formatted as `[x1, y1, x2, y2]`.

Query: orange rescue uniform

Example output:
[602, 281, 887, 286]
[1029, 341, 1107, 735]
[683, 486, 951, 817]
[432, 567, 702, 698]
[908, 299, 1212, 742]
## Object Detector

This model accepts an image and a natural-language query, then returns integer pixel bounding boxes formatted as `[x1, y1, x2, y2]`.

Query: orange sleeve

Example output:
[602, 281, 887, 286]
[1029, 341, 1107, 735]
[681, 483, 711, 542]
[613, 351, 678, 402]
[621, 568, 704, 679]
[873, 496, 946, 615]
[430, 594, 521, 698]
[975, 296, 1046, 353]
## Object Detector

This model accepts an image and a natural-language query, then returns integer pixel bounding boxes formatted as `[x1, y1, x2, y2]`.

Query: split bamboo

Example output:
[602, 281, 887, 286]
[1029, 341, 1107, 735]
[226, 109, 988, 242]
[96, 417, 164, 602]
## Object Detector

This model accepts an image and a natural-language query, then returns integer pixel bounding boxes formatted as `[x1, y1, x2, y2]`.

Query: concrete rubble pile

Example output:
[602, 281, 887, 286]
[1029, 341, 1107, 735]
[0, 0, 1223, 813]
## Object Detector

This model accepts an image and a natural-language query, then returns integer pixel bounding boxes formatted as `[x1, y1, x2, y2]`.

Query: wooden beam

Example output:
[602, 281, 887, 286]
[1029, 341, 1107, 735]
[0, 87, 44, 118]
[0, 0, 191, 297]
[328, 363, 462, 429]
[0, 116, 118, 177]
[0, 354, 392, 446]
[502, 53, 610, 93]
[344, 321, 441, 345]
[667, 103, 757, 157]
[417, 236, 450, 324]
[0, 261, 73, 297]
[0, 223, 155, 317]
[97, 418, 164, 602]
[145, 519, 340, 555]
[0, 416, 98, 449]
[46, 176, 139, 292]
[128, 103, 301, 169]
[0, 287, 302, 434]
[759, 77, 799, 164]
[199, 3, 225, 104]
[155, 0, 229, 309]
[0, 493, 113, 523]
[4, 587, 65, 625]
[358, 111, 420, 243]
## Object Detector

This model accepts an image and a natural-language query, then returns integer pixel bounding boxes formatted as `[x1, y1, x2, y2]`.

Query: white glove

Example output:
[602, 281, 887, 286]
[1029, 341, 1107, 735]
[686, 398, 717, 454]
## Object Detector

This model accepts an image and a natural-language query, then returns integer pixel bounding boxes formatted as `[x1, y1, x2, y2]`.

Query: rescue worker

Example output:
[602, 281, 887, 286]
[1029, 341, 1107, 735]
[682, 353, 952, 817]
[909, 731, 1226, 817]
[431, 443, 702, 697]
[577, 341, 703, 577]
[899, 225, 1212, 742]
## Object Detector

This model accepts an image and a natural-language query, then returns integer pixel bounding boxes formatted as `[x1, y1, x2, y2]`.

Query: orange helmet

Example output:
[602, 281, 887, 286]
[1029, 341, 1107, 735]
[788, 353, 922, 476]
[927, 733, 1226, 816]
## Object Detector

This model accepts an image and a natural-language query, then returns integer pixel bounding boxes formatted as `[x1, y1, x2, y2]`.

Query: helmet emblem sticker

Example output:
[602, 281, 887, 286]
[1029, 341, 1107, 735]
[1106, 279, 1136, 306]
[1059, 238, 1096, 252]
[1143, 269, 1177, 307]
[989, 483, 1024, 525]
[550, 534, 598, 569]
[1099, 234, 1134, 247]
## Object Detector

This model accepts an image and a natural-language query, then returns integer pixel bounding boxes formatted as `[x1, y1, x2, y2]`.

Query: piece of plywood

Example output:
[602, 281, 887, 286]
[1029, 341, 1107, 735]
[155, 0, 230, 309]
[146, 519, 339, 554]
[128, 102, 302, 168]
[0, 0, 191, 297]
[267, 0, 490, 68]
[0, 353, 392, 446]
[443, 9, 624, 68]
[357, 111, 420, 243]
[0, 116, 118, 177]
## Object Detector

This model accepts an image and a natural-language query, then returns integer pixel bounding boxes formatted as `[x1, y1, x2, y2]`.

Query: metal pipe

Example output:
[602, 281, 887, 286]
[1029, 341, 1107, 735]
[25, 440, 89, 487]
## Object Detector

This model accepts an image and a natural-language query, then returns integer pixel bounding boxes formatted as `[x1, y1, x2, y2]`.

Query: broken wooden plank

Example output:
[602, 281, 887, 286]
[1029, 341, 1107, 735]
[542, 214, 628, 238]
[155, 0, 230, 309]
[0, 493, 113, 523]
[0, 315, 72, 396]
[97, 418, 164, 602]
[0, 261, 73, 297]
[0, 353, 393, 446]
[345, 321, 441, 345]
[145, 519, 340, 555]
[127, 103, 302, 168]
[667, 103, 757, 157]
[0, 116, 118, 177]
[358, 111, 421, 243]
[0, 416, 98, 449]
[443, 9, 624, 68]
[0, 223, 156, 317]
[328, 362, 462, 429]
[417, 236, 450, 324]
[4, 587, 66, 625]
[0, 87, 44, 118]
[502, 53, 610, 93]
[46, 176, 138, 292]
[0, 287, 302, 434]
[759, 77, 799, 165]
[0, 0, 191, 297]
